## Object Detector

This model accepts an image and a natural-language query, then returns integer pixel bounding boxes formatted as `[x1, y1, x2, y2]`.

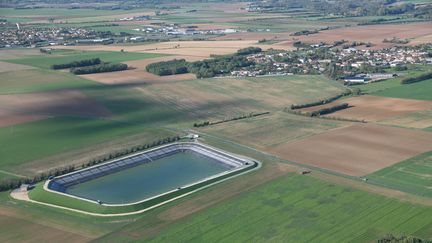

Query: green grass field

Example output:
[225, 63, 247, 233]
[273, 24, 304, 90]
[368, 151, 432, 198]
[373, 79, 432, 101]
[0, 69, 96, 94]
[100, 174, 432, 242]
[0, 117, 169, 170]
[358, 65, 432, 95]
[6, 50, 166, 69]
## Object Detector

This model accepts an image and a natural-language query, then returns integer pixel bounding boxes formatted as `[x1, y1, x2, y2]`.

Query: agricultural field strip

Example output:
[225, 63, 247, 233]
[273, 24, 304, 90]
[141, 175, 432, 242]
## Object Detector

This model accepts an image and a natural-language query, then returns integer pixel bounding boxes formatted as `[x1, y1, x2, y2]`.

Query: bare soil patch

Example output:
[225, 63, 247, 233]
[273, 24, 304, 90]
[278, 22, 432, 49]
[0, 90, 111, 117]
[0, 61, 35, 73]
[299, 95, 432, 121]
[0, 109, 48, 128]
[269, 124, 432, 176]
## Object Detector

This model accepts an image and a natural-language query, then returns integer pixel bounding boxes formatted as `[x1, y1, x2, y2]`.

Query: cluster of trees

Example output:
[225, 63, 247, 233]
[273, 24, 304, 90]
[291, 89, 354, 110]
[377, 234, 431, 243]
[291, 29, 319, 36]
[39, 48, 52, 54]
[383, 37, 410, 44]
[0, 135, 180, 192]
[146, 47, 262, 78]
[70, 63, 128, 75]
[401, 72, 432, 84]
[145, 59, 188, 76]
[193, 112, 270, 128]
[51, 58, 101, 70]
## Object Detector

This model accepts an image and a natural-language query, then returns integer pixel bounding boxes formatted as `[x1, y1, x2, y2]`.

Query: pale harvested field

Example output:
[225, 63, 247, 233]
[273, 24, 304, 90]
[201, 112, 348, 150]
[269, 124, 432, 176]
[378, 110, 432, 129]
[278, 22, 432, 49]
[0, 109, 48, 128]
[300, 95, 432, 121]
[136, 75, 344, 119]
[81, 56, 200, 85]
[206, 2, 249, 13]
[185, 23, 239, 30]
[0, 61, 34, 73]
[213, 32, 294, 41]
[52, 40, 290, 56]
[0, 90, 111, 117]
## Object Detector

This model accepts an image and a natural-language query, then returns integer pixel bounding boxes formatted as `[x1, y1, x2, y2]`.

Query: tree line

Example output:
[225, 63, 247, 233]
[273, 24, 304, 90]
[70, 63, 128, 75]
[308, 103, 349, 117]
[291, 89, 356, 110]
[193, 112, 270, 128]
[0, 135, 180, 192]
[51, 58, 101, 70]
[401, 72, 432, 84]
[146, 47, 262, 78]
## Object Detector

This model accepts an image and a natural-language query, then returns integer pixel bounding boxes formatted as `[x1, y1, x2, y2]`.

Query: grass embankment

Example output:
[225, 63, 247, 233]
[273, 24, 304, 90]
[100, 174, 432, 242]
[368, 151, 432, 197]
[28, 162, 258, 215]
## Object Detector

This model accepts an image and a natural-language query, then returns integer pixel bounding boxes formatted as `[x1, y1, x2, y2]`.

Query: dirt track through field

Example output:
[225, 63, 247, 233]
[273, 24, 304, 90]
[300, 95, 432, 121]
[269, 123, 432, 176]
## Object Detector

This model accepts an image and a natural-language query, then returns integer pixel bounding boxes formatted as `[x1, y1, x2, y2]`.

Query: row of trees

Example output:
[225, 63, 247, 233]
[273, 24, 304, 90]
[307, 103, 349, 117]
[291, 89, 355, 110]
[286, 107, 366, 123]
[70, 63, 128, 75]
[0, 135, 180, 192]
[401, 72, 432, 84]
[146, 47, 263, 78]
[51, 58, 101, 70]
[193, 112, 270, 128]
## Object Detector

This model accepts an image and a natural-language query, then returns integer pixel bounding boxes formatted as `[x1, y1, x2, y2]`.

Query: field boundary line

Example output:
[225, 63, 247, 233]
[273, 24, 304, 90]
[0, 169, 27, 178]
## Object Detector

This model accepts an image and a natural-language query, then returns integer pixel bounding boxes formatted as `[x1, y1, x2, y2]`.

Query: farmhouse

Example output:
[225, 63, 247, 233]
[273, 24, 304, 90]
[344, 76, 369, 83]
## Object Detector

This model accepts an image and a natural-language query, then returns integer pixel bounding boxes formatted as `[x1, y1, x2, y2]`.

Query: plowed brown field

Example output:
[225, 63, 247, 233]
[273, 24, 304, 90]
[269, 124, 432, 176]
